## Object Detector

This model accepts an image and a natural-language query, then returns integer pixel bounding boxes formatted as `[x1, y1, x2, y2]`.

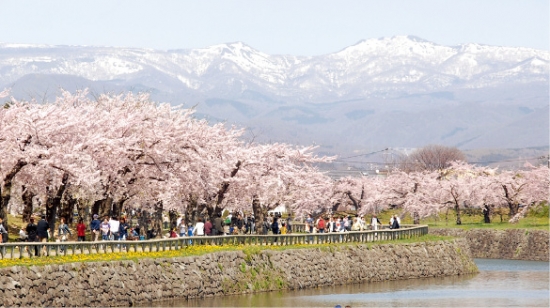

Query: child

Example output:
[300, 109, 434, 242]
[19, 227, 28, 241]
[170, 227, 178, 238]
[281, 222, 287, 235]
[187, 223, 194, 244]
[76, 218, 86, 241]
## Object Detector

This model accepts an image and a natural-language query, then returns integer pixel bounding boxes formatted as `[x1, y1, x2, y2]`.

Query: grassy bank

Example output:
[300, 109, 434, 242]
[378, 205, 549, 231]
[0, 234, 451, 269]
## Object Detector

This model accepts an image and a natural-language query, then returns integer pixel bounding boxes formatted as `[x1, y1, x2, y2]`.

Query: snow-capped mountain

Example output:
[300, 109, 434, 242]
[0, 36, 548, 155]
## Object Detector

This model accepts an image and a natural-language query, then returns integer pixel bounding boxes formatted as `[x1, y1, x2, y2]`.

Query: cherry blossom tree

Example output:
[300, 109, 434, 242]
[3, 88, 546, 234]
[507, 164, 550, 223]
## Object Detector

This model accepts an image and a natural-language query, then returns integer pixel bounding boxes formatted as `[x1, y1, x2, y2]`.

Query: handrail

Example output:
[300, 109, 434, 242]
[0, 225, 428, 260]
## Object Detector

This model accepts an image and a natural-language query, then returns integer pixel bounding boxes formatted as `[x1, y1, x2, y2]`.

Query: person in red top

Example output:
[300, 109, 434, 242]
[317, 217, 326, 233]
[76, 218, 86, 241]
[204, 217, 213, 236]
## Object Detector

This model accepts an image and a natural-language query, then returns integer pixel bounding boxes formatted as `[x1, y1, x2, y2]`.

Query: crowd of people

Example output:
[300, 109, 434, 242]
[304, 213, 400, 234]
[171, 212, 261, 238]
[0, 210, 403, 256]
[9, 214, 136, 256]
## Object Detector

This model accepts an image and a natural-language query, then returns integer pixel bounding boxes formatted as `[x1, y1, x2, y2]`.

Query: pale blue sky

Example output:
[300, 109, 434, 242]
[0, 0, 548, 55]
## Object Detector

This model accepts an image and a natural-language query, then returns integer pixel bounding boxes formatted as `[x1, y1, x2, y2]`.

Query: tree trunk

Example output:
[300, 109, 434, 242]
[331, 201, 341, 213]
[0, 159, 28, 229]
[92, 197, 113, 219]
[59, 191, 78, 225]
[413, 211, 420, 224]
[152, 201, 163, 238]
[508, 202, 519, 218]
[345, 191, 361, 212]
[185, 196, 199, 226]
[502, 185, 519, 217]
[77, 199, 90, 224]
[137, 210, 147, 237]
[196, 202, 207, 220]
[168, 210, 178, 229]
[112, 196, 128, 218]
[21, 186, 35, 223]
[206, 160, 242, 220]
[454, 202, 462, 225]
[252, 196, 264, 234]
[215, 160, 242, 206]
[483, 204, 491, 223]
[46, 172, 70, 233]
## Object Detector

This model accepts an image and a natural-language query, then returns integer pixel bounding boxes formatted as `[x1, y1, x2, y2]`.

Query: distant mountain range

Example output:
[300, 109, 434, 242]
[0, 36, 548, 162]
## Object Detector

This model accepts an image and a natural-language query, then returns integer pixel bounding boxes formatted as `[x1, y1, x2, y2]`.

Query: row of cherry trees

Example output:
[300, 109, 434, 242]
[334, 162, 549, 224]
[1, 89, 547, 233]
[0, 89, 335, 233]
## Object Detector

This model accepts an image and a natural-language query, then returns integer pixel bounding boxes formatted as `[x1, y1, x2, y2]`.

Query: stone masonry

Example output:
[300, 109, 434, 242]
[0, 239, 477, 307]
[429, 228, 549, 261]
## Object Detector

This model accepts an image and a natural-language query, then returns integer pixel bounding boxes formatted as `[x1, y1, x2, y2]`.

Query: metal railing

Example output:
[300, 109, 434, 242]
[0, 225, 428, 260]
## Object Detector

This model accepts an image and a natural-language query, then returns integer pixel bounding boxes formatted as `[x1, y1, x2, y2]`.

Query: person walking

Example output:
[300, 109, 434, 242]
[317, 216, 326, 233]
[187, 223, 194, 244]
[390, 214, 400, 229]
[0, 217, 8, 255]
[271, 217, 280, 242]
[57, 217, 71, 252]
[204, 217, 213, 236]
[76, 218, 86, 241]
[213, 213, 224, 236]
[119, 217, 129, 240]
[109, 216, 120, 241]
[26, 217, 39, 256]
[235, 214, 244, 235]
[359, 215, 366, 231]
[90, 214, 101, 242]
[178, 219, 187, 237]
[371, 215, 380, 231]
[100, 217, 110, 240]
[193, 218, 205, 236]
[305, 214, 314, 233]
[119, 217, 129, 250]
[36, 215, 50, 256]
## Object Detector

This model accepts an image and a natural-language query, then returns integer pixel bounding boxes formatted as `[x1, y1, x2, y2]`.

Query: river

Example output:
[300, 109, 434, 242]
[148, 259, 549, 308]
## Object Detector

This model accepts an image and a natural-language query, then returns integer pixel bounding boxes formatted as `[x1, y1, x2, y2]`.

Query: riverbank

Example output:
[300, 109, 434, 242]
[429, 228, 549, 261]
[0, 239, 476, 307]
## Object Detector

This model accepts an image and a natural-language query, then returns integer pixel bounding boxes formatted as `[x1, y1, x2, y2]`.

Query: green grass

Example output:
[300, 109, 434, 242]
[424, 216, 549, 230]
[378, 205, 549, 231]
[0, 234, 451, 268]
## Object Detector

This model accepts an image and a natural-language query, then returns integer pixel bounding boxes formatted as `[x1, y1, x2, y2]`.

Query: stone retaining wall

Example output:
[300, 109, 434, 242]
[429, 228, 549, 261]
[0, 239, 477, 307]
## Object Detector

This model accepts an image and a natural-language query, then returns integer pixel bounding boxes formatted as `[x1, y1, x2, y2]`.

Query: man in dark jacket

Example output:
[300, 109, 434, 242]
[213, 213, 223, 236]
[36, 215, 49, 256]
[90, 214, 101, 242]
[26, 217, 39, 256]
[235, 214, 244, 234]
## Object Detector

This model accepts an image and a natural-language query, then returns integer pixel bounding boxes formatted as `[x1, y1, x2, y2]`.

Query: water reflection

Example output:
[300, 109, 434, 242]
[147, 259, 549, 308]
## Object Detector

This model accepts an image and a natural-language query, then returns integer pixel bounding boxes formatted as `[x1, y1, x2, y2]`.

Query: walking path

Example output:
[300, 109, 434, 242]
[1, 224, 428, 259]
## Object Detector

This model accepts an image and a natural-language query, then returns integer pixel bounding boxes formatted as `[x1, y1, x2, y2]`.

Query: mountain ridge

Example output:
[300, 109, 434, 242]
[0, 36, 548, 157]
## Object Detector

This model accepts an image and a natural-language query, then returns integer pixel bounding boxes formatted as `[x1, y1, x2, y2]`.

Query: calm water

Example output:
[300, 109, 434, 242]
[149, 259, 549, 308]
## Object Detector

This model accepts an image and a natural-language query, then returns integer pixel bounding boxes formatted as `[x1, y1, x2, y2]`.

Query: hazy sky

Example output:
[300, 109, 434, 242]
[0, 0, 548, 55]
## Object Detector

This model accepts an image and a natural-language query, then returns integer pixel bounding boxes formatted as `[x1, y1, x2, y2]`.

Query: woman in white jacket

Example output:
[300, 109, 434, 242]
[193, 218, 205, 236]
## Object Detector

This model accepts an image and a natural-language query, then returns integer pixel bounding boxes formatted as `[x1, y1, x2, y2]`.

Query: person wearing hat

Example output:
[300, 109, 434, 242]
[90, 214, 101, 242]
